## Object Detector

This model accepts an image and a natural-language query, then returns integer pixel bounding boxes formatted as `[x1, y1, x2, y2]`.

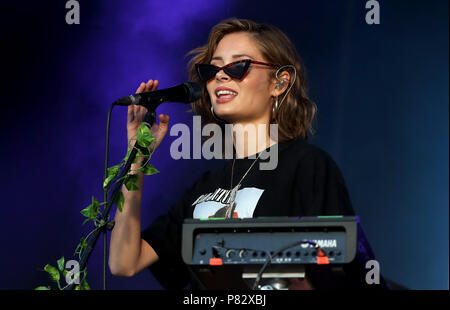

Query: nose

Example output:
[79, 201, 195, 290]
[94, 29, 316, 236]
[215, 68, 230, 81]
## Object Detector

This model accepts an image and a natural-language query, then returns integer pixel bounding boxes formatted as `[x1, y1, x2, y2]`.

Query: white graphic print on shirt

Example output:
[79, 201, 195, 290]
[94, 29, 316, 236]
[192, 186, 264, 219]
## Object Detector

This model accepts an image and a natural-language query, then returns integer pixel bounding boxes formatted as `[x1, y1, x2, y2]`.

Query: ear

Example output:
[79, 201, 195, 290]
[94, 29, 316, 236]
[271, 70, 291, 97]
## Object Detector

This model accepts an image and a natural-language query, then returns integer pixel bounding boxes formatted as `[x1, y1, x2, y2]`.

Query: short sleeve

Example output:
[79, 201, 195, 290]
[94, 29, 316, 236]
[295, 149, 355, 216]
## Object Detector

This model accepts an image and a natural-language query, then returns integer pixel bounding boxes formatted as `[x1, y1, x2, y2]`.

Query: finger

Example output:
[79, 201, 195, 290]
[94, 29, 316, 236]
[133, 105, 139, 119]
[136, 82, 145, 94]
[137, 104, 147, 112]
[135, 105, 146, 118]
[159, 113, 170, 124]
[127, 105, 134, 123]
[144, 79, 153, 93]
[151, 80, 159, 91]
[137, 105, 148, 119]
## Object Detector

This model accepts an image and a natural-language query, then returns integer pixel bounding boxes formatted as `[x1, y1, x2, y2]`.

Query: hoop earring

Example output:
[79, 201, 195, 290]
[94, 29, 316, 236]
[272, 97, 279, 119]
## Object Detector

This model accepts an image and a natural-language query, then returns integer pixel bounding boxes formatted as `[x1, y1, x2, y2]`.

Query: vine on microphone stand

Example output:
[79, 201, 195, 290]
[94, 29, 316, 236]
[35, 123, 158, 290]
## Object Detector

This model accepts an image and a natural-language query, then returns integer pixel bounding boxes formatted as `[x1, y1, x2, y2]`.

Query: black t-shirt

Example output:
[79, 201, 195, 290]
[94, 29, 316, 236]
[141, 137, 355, 289]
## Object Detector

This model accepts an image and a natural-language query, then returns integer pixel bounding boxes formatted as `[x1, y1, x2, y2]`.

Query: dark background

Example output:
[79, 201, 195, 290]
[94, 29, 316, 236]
[0, 0, 447, 290]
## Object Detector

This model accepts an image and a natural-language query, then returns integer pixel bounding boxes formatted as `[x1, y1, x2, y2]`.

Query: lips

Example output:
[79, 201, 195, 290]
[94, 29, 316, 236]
[215, 86, 238, 104]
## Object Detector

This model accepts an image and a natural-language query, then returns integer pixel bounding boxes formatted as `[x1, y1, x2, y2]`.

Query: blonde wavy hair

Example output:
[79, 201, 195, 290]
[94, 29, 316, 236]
[187, 18, 317, 141]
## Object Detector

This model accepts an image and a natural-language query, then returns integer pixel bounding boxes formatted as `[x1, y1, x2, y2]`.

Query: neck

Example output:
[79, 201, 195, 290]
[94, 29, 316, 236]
[232, 119, 277, 158]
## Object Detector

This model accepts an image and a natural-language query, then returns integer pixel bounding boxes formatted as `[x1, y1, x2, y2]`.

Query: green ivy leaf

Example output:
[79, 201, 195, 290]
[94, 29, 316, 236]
[74, 285, 81, 290]
[81, 196, 100, 221]
[103, 163, 122, 190]
[57, 257, 65, 272]
[114, 191, 124, 212]
[140, 164, 159, 176]
[80, 237, 87, 250]
[133, 151, 142, 164]
[124, 174, 139, 191]
[126, 183, 139, 191]
[124, 149, 132, 163]
[139, 146, 152, 161]
[80, 207, 90, 219]
[137, 124, 155, 148]
[44, 264, 60, 283]
[123, 148, 143, 165]
[35, 286, 51, 290]
[75, 237, 88, 255]
[80, 269, 90, 290]
[82, 280, 91, 290]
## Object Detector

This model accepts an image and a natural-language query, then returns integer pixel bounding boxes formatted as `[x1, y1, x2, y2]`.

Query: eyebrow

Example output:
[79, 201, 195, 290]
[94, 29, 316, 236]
[211, 54, 254, 61]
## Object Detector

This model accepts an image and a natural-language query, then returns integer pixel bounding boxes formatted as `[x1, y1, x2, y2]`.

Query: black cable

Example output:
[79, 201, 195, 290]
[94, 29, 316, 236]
[102, 102, 117, 290]
[252, 240, 326, 290]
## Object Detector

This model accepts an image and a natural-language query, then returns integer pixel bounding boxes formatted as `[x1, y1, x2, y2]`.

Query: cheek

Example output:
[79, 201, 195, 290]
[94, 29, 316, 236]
[206, 81, 215, 98]
[242, 75, 271, 101]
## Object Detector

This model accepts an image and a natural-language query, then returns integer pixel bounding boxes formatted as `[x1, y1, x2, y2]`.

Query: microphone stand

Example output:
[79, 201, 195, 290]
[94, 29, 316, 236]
[64, 108, 157, 290]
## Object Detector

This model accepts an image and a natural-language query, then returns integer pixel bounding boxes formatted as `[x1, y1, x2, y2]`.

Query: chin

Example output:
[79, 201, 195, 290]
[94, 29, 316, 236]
[214, 103, 238, 119]
[215, 112, 237, 124]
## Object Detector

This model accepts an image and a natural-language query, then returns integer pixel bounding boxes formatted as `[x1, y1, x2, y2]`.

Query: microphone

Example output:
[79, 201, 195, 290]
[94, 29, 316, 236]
[114, 82, 203, 108]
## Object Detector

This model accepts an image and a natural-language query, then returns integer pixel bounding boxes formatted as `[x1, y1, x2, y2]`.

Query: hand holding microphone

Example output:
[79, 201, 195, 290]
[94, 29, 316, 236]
[124, 79, 202, 153]
[127, 79, 169, 153]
